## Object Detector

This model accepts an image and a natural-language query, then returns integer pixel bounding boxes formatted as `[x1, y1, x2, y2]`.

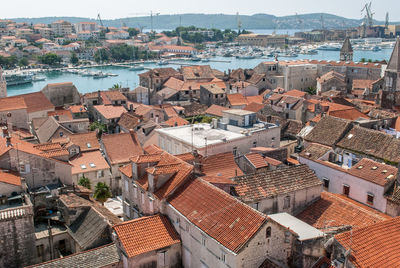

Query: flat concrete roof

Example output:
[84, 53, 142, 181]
[268, 213, 325, 241]
[156, 123, 245, 148]
[223, 109, 255, 116]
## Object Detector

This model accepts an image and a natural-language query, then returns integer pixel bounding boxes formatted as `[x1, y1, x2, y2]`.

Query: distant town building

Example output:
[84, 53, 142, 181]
[50, 20, 73, 37]
[236, 34, 287, 47]
[0, 66, 6, 98]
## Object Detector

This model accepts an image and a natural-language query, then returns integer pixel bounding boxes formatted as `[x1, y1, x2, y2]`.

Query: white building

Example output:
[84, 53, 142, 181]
[156, 120, 280, 157]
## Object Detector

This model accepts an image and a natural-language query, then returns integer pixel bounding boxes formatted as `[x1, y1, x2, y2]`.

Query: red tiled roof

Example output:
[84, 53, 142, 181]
[352, 79, 375, 90]
[113, 214, 180, 258]
[264, 156, 283, 166]
[0, 97, 27, 112]
[69, 151, 110, 175]
[0, 169, 21, 186]
[245, 153, 268, 169]
[168, 177, 267, 253]
[102, 132, 143, 165]
[347, 158, 397, 186]
[335, 217, 400, 268]
[201, 175, 237, 185]
[163, 77, 184, 90]
[94, 105, 126, 119]
[227, 93, 247, 106]
[243, 102, 265, 113]
[175, 152, 195, 162]
[164, 116, 189, 127]
[68, 132, 100, 152]
[202, 152, 244, 179]
[297, 192, 391, 231]
[205, 104, 228, 117]
[143, 144, 163, 154]
[69, 105, 86, 113]
[283, 89, 306, 98]
[119, 164, 132, 178]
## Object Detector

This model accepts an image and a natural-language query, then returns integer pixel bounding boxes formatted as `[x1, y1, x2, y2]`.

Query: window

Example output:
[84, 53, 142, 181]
[367, 193, 374, 205]
[97, 170, 104, 178]
[124, 180, 129, 192]
[158, 250, 168, 266]
[59, 131, 63, 137]
[266, 227, 271, 238]
[283, 196, 291, 209]
[221, 251, 227, 263]
[252, 202, 259, 210]
[149, 196, 154, 212]
[133, 185, 137, 198]
[253, 141, 257, 147]
[141, 192, 145, 204]
[343, 184, 350, 196]
[284, 231, 290, 243]
[87, 143, 91, 148]
[201, 235, 206, 246]
[233, 147, 238, 156]
[323, 178, 329, 189]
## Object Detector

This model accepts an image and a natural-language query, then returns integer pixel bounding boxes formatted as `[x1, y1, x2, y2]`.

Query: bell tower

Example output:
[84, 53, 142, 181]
[0, 67, 6, 98]
[340, 37, 353, 62]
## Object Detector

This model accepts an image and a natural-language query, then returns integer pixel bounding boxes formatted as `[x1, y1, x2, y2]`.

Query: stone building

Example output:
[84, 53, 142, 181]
[199, 84, 226, 107]
[340, 37, 353, 61]
[232, 165, 322, 215]
[0, 195, 36, 268]
[266, 213, 325, 268]
[113, 214, 181, 268]
[139, 68, 181, 91]
[382, 37, 400, 108]
[41, 82, 80, 107]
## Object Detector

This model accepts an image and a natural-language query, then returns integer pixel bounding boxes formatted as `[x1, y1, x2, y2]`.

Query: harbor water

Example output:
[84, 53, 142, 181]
[6, 49, 393, 97]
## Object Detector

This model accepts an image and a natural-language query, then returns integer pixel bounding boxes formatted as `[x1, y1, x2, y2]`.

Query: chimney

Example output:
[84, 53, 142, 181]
[97, 90, 101, 103]
[1, 126, 8, 137]
[6, 135, 12, 147]
[54, 115, 59, 121]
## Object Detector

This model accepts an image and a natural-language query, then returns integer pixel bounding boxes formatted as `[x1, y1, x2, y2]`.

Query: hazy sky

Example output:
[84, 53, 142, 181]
[2, 0, 400, 21]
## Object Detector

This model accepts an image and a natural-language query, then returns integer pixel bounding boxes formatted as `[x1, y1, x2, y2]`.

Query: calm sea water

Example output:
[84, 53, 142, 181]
[6, 49, 393, 97]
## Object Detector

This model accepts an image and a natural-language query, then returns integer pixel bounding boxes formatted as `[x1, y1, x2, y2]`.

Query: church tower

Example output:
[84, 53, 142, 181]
[381, 37, 400, 108]
[0, 67, 7, 98]
[340, 37, 353, 61]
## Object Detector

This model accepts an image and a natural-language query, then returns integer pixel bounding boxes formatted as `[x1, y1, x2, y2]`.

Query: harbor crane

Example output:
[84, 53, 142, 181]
[236, 12, 242, 33]
[385, 12, 389, 28]
[361, 2, 374, 28]
[97, 13, 104, 27]
[128, 11, 160, 33]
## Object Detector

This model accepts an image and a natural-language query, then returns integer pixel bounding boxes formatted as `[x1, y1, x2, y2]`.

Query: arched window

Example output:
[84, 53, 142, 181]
[266, 227, 271, 238]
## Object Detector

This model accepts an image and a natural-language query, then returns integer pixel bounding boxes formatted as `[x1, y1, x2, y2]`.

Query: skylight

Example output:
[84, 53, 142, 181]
[89, 163, 96, 168]
[371, 166, 378, 170]
[80, 164, 87, 169]
[87, 143, 92, 148]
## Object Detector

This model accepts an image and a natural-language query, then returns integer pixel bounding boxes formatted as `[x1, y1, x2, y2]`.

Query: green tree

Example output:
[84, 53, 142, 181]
[306, 87, 316, 95]
[93, 182, 111, 205]
[111, 83, 121, 89]
[128, 27, 140, 37]
[38, 53, 62, 66]
[78, 176, 91, 189]
[360, 58, 366, 62]
[94, 48, 110, 63]
[70, 52, 79, 65]
[18, 57, 29, 67]
[89, 121, 107, 137]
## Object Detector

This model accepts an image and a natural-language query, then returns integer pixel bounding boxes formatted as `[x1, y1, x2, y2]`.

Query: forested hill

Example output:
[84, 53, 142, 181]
[9, 13, 397, 30]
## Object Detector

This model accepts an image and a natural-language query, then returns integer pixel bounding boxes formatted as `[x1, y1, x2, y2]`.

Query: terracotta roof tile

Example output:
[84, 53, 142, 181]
[0, 96, 27, 112]
[0, 169, 21, 186]
[164, 116, 189, 127]
[102, 132, 143, 164]
[305, 116, 352, 147]
[119, 164, 132, 178]
[113, 214, 180, 258]
[227, 93, 247, 106]
[243, 102, 265, 113]
[94, 105, 126, 120]
[143, 144, 163, 154]
[69, 151, 110, 175]
[68, 132, 100, 152]
[201, 175, 237, 185]
[168, 177, 267, 253]
[202, 152, 244, 179]
[118, 112, 141, 131]
[283, 89, 307, 98]
[335, 217, 400, 268]
[352, 79, 375, 90]
[163, 77, 184, 90]
[69, 105, 86, 114]
[175, 152, 195, 162]
[245, 153, 268, 169]
[205, 104, 228, 117]
[297, 192, 391, 231]
[233, 165, 322, 203]
[347, 158, 397, 186]
[337, 125, 400, 164]
[299, 143, 332, 161]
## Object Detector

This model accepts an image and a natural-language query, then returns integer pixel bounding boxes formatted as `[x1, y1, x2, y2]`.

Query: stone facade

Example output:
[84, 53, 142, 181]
[0, 198, 36, 268]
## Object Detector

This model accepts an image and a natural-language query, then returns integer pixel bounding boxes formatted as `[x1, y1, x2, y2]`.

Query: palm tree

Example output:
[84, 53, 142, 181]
[78, 176, 91, 189]
[93, 182, 112, 205]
